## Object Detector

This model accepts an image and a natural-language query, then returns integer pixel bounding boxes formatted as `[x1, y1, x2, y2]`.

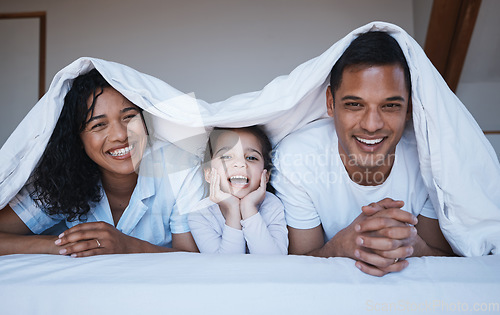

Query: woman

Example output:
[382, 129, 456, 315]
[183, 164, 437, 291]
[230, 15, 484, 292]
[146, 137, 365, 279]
[0, 69, 202, 257]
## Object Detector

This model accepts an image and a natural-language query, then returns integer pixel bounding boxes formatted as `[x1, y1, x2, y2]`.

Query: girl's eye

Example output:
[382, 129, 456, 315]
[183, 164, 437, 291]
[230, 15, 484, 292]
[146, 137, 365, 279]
[219, 155, 231, 160]
[246, 156, 259, 161]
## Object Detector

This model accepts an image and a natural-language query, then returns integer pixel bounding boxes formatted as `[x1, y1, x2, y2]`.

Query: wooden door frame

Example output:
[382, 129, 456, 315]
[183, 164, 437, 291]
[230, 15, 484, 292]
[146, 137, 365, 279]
[425, 0, 499, 135]
[0, 11, 46, 99]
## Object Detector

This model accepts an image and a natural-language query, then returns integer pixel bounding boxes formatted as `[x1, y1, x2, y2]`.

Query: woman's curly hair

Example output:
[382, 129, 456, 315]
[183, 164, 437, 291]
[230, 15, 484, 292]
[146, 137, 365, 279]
[30, 69, 110, 222]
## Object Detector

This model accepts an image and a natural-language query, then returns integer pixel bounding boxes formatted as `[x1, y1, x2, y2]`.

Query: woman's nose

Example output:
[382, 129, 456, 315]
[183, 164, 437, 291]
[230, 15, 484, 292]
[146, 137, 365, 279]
[108, 121, 128, 142]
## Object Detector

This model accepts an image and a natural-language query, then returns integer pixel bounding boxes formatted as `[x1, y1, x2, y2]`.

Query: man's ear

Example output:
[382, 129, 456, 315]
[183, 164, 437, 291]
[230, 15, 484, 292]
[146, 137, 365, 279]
[326, 86, 335, 117]
[204, 168, 212, 183]
[406, 99, 412, 121]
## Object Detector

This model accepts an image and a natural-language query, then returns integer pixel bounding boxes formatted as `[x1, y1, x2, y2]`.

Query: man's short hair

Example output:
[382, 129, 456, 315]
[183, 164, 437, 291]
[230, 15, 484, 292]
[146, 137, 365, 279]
[329, 31, 411, 99]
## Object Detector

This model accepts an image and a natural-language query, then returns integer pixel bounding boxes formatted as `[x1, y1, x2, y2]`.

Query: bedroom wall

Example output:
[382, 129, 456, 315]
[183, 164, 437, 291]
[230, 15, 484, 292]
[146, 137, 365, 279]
[0, 0, 414, 147]
[1, 0, 498, 160]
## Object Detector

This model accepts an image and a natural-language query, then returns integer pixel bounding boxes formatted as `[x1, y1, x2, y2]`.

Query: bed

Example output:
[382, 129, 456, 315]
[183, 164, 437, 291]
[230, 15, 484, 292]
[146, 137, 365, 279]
[1, 253, 498, 314]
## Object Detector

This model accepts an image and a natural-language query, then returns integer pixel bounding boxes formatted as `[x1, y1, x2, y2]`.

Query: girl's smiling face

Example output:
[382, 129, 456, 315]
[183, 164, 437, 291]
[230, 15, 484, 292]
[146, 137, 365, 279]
[205, 129, 268, 199]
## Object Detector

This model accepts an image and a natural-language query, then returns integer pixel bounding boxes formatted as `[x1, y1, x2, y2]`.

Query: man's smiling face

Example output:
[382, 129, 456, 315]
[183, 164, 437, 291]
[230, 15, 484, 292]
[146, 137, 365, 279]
[327, 64, 410, 181]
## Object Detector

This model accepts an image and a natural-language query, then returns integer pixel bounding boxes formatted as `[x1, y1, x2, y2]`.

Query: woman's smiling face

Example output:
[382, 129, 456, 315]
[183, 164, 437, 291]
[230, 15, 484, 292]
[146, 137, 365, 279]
[80, 87, 147, 179]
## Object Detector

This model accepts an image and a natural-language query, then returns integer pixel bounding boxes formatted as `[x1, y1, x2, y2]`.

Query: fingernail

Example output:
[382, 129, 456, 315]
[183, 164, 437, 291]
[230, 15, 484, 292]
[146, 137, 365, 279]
[355, 262, 362, 270]
[355, 224, 361, 232]
[59, 249, 67, 255]
[54, 239, 61, 245]
[356, 237, 363, 245]
[354, 249, 360, 258]
[407, 246, 414, 256]
[58, 233, 64, 238]
[70, 254, 77, 258]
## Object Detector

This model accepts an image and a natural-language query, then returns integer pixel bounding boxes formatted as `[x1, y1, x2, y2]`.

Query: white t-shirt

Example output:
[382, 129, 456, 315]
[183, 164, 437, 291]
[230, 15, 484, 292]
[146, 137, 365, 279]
[188, 192, 288, 255]
[272, 118, 436, 242]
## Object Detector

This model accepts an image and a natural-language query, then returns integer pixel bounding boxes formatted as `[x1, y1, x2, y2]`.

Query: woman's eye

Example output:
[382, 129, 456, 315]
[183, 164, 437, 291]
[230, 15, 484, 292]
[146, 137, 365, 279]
[124, 114, 139, 120]
[90, 122, 105, 130]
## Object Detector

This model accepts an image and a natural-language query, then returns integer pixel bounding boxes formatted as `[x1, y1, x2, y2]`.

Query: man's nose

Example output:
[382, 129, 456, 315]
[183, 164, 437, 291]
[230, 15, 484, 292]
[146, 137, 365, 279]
[360, 107, 384, 132]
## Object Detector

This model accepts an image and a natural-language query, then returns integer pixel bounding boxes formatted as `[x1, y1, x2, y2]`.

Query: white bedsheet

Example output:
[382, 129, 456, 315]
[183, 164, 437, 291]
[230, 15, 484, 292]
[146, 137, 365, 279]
[0, 253, 499, 315]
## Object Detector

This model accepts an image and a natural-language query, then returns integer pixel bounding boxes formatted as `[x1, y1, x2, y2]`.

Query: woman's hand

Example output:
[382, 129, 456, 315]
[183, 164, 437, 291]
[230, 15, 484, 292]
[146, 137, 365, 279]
[54, 221, 143, 257]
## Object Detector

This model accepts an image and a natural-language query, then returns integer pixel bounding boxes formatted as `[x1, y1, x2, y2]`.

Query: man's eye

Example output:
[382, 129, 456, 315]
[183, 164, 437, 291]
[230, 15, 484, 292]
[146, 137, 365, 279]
[384, 103, 402, 110]
[345, 102, 362, 108]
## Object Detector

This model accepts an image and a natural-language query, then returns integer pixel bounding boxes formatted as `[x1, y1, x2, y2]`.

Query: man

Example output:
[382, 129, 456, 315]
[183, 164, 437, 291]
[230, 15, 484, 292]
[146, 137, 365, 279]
[272, 31, 454, 277]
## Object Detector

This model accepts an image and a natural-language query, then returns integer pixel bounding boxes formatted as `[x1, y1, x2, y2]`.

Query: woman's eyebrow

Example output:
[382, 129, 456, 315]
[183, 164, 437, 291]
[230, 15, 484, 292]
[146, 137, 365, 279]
[121, 107, 140, 113]
[87, 114, 105, 123]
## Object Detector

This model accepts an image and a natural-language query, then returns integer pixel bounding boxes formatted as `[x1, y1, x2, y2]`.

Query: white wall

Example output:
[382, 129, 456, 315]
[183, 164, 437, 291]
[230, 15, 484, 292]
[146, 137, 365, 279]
[0, 0, 414, 147]
[2, 0, 498, 160]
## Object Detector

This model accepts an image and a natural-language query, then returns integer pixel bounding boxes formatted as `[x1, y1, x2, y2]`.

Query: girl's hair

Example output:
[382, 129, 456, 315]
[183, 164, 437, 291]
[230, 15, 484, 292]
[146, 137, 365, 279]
[204, 126, 274, 192]
[30, 69, 111, 222]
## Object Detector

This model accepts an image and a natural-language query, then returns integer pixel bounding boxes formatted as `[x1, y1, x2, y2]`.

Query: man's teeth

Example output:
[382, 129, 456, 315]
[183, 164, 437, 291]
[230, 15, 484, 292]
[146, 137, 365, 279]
[109, 145, 134, 157]
[356, 137, 383, 145]
[229, 176, 248, 184]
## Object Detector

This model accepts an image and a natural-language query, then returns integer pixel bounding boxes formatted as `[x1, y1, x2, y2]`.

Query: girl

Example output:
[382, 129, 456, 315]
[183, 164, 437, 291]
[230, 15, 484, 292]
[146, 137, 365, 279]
[0, 69, 203, 257]
[188, 127, 288, 254]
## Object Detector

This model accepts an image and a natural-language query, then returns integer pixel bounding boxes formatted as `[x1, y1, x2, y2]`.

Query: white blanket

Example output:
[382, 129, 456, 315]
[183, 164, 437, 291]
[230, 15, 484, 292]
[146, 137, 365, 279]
[1, 21, 499, 256]
[0, 253, 499, 315]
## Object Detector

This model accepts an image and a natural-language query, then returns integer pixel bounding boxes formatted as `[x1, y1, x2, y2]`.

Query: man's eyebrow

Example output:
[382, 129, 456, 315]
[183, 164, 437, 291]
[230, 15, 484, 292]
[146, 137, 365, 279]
[341, 95, 362, 101]
[386, 96, 406, 102]
[340, 95, 406, 102]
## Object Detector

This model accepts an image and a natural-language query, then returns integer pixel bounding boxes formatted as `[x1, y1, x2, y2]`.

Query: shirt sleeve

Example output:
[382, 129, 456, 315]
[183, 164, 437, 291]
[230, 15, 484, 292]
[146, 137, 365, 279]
[169, 162, 207, 234]
[271, 149, 321, 230]
[188, 203, 246, 254]
[240, 193, 288, 255]
[418, 196, 438, 220]
[9, 185, 63, 234]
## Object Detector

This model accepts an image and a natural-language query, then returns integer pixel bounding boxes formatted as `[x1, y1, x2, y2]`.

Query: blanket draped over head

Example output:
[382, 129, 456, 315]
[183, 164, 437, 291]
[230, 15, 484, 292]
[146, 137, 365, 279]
[1, 21, 499, 256]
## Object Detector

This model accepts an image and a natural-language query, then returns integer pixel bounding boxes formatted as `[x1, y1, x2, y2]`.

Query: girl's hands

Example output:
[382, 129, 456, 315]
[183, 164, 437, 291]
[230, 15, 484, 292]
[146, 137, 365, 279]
[54, 221, 143, 257]
[208, 169, 241, 229]
[240, 170, 267, 219]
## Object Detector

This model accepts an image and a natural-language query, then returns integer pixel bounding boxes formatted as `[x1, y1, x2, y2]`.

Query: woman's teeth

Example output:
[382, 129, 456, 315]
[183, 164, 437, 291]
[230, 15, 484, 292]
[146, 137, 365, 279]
[109, 145, 134, 157]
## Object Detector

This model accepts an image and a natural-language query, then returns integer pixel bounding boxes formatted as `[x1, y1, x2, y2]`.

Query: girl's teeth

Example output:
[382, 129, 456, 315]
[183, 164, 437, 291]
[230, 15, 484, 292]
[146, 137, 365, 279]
[229, 176, 248, 184]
